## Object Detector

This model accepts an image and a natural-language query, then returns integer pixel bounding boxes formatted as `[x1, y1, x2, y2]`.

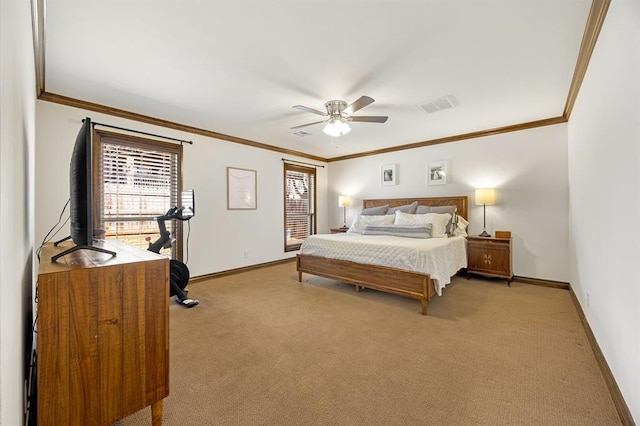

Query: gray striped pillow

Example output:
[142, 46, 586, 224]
[362, 224, 432, 239]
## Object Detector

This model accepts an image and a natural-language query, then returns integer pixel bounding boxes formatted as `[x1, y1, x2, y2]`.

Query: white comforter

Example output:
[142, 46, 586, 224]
[300, 233, 467, 295]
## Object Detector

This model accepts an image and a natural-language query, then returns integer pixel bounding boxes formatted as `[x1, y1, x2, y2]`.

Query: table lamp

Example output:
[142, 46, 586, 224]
[338, 195, 351, 228]
[475, 188, 495, 237]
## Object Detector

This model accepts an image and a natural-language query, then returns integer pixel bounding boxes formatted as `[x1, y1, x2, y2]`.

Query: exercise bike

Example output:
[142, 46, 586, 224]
[147, 205, 199, 308]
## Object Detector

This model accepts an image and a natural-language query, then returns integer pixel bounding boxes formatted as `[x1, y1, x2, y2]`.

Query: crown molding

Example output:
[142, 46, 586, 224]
[31, 0, 46, 96]
[564, 0, 611, 120]
[327, 116, 567, 162]
[38, 91, 328, 163]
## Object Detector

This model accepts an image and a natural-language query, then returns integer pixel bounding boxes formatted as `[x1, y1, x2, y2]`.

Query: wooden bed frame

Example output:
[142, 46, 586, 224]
[296, 196, 468, 315]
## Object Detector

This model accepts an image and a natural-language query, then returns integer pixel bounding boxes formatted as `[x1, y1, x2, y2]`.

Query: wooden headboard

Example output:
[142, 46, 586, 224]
[363, 196, 468, 220]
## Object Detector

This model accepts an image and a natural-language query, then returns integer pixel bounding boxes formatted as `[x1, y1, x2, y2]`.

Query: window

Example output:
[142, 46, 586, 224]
[94, 130, 183, 259]
[284, 163, 316, 251]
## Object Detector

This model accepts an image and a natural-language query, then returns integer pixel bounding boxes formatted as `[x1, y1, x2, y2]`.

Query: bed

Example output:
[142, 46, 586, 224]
[296, 196, 468, 315]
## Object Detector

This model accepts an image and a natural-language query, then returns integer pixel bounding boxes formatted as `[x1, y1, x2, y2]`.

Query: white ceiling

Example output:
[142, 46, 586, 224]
[44, 0, 592, 159]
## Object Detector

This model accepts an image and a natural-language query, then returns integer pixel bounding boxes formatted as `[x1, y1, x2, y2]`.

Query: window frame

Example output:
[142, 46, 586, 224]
[283, 163, 317, 252]
[93, 129, 184, 260]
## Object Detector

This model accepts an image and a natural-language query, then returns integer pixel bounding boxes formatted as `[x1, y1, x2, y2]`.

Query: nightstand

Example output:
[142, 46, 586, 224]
[466, 236, 513, 285]
[330, 227, 349, 234]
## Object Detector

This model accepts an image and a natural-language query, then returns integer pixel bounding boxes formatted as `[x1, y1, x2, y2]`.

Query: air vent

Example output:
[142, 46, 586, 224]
[421, 95, 459, 114]
[292, 130, 312, 137]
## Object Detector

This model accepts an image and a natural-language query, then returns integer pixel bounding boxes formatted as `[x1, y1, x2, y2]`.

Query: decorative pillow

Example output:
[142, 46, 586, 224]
[362, 224, 432, 239]
[394, 210, 451, 238]
[452, 216, 469, 237]
[415, 205, 458, 235]
[360, 205, 389, 216]
[430, 206, 458, 235]
[347, 214, 395, 234]
[387, 201, 418, 215]
[426, 213, 452, 238]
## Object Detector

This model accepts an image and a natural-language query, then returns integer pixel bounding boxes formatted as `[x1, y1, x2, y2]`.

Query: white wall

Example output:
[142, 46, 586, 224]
[0, 0, 36, 424]
[35, 101, 328, 278]
[568, 0, 640, 421]
[328, 124, 569, 282]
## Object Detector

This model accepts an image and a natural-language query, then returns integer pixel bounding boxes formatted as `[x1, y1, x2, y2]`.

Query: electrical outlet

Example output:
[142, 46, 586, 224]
[586, 291, 590, 307]
[244, 251, 249, 258]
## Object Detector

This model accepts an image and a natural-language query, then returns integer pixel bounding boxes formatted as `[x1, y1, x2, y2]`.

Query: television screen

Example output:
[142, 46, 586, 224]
[69, 117, 94, 246]
[51, 117, 116, 262]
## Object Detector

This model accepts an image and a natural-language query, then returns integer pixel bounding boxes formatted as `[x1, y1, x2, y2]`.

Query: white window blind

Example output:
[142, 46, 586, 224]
[284, 164, 316, 251]
[95, 131, 181, 258]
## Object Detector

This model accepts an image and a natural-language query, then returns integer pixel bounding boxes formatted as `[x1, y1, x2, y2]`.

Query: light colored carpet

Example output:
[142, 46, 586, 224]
[119, 262, 621, 425]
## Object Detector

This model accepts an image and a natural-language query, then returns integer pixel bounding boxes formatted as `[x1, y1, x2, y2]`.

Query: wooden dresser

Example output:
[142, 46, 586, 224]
[37, 239, 169, 425]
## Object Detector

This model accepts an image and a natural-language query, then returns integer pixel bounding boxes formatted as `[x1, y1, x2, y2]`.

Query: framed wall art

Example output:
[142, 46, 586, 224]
[227, 167, 257, 209]
[428, 161, 447, 185]
[381, 164, 397, 186]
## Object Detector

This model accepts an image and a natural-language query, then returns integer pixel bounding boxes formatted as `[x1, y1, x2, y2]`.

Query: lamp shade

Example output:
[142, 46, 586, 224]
[338, 195, 351, 207]
[475, 188, 496, 206]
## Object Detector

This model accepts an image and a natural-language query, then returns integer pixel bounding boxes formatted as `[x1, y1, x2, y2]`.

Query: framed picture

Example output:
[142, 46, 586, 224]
[428, 161, 447, 185]
[227, 167, 257, 209]
[381, 164, 397, 186]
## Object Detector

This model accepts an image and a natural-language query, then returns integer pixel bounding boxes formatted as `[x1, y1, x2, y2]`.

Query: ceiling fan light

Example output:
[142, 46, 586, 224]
[323, 119, 351, 137]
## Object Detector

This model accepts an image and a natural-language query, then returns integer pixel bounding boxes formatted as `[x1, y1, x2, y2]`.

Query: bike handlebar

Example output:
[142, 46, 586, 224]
[157, 206, 193, 221]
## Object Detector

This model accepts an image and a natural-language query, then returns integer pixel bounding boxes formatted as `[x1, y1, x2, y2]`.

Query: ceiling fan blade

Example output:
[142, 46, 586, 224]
[344, 96, 375, 115]
[292, 105, 327, 116]
[290, 120, 326, 130]
[349, 115, 388, 123]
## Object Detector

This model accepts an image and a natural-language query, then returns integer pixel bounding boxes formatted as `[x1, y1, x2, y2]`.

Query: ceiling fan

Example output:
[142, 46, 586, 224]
[291, 95, 388, 137]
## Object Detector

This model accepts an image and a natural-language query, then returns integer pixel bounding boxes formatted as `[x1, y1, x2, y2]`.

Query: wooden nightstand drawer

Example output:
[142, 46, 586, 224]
[466, 236, 513, 285]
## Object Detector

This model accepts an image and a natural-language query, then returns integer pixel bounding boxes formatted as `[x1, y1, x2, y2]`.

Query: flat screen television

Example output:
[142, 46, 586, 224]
[51, 117, 116, 262]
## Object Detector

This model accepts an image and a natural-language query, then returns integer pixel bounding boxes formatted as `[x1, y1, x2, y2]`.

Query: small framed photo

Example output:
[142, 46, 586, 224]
[381, 164, 397, 186]
[428, 161, 447, 185]
[227, 167, 257, 209]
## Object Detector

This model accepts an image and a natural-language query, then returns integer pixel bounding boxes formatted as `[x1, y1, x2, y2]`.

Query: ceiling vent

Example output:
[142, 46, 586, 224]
[292, 130, 312, 137]
[421, 95, 459, 114]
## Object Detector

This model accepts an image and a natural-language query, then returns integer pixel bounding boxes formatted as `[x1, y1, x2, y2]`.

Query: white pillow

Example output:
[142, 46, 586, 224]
[452, 216, 469, 237]
[394, 211, 451, 238]
[347, 214, 394, 234]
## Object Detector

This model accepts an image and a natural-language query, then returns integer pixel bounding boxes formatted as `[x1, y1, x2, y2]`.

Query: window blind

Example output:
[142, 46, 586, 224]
[284, 163, 316, 251]
[95, 131, 181, 257]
